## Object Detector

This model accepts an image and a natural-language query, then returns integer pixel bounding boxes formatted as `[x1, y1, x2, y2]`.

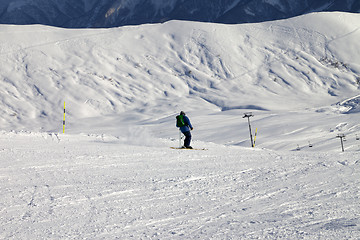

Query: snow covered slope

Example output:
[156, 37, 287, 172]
[0, 132, 359, 239]
[1, 12, 360, 239]
[1, 12, 360, 151]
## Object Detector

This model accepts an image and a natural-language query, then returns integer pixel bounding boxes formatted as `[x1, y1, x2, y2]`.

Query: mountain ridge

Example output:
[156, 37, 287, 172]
[0, 0, 359, 28]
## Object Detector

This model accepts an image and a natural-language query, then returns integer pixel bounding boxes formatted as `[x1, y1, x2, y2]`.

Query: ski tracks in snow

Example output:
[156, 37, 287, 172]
[0, 133, 360, 239]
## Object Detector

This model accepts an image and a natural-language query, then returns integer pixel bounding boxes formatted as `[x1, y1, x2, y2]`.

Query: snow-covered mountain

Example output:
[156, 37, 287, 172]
[1, 12, 360, 151]
[0, 0, 359, 28]
[1, 12, 360, 239]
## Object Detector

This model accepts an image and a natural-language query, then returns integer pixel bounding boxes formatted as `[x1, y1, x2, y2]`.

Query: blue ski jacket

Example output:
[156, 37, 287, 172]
[176, 115, 193, 133]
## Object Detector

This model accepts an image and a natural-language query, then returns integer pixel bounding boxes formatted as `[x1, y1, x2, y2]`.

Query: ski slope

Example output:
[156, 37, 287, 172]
[1, 132, 359, 239]
[1, 12, 360, 239]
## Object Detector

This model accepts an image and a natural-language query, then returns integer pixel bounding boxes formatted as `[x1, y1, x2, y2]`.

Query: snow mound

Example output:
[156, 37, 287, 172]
[337, 95, 360, 114]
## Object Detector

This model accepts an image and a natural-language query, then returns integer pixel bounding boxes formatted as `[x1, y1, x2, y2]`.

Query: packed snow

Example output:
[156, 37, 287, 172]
[1, 12, 360, 239]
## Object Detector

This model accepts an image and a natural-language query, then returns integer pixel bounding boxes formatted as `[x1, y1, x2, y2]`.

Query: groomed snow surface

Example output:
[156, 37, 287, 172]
[1, 132, 359, 239]
[1, 12, 360, 239]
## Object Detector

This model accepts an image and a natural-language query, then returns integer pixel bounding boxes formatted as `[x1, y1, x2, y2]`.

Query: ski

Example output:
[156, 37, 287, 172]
[170, 147, 207, 150]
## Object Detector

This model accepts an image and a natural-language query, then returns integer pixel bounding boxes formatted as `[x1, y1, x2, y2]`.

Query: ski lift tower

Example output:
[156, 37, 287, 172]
[243, 112, 254, 147]
[337, 134, 346, 152]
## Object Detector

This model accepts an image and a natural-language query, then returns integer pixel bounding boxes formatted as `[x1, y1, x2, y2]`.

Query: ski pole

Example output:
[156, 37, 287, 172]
[178, 130, 185, 148]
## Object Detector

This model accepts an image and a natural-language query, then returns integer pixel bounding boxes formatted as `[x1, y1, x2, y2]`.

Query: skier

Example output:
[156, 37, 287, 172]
[176, 111, 193, 149]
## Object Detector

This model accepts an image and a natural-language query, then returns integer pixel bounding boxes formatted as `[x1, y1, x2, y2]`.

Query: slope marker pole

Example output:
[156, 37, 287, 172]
[253, 128, 258, 147]
[63, 101, 66, 134]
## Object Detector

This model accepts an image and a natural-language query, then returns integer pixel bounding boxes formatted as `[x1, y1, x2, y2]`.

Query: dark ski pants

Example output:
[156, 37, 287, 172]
[183, 131, 192, 147]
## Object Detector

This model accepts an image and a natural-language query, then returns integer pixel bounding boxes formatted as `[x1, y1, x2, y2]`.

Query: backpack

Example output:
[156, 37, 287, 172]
[176, 115, 186, 127]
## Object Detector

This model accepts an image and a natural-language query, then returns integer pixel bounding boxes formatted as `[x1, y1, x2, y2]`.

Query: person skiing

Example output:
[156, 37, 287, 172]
[176, 111, 193, 149]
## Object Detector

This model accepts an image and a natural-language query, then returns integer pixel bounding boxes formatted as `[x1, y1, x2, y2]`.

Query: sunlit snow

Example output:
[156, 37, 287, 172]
[0, 12, 360, 239]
